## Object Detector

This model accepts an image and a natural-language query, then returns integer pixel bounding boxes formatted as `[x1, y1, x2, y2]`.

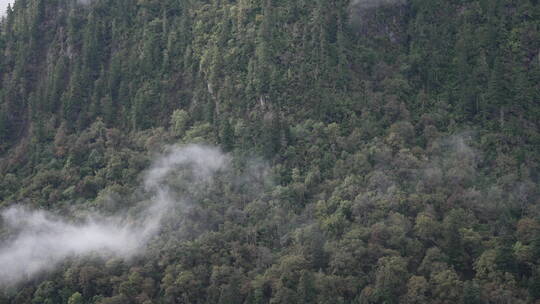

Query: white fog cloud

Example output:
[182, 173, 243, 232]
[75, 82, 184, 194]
[0, 144, 229, 287]
[0, 0, 13, 16]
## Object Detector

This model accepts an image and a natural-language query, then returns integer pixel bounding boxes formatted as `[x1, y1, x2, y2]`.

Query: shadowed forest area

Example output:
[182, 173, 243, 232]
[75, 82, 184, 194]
[0, 0, 540, 303]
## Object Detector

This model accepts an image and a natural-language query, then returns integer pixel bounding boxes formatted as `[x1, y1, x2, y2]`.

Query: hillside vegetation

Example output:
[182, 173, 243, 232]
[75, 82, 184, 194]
[1, 0, 540, 303]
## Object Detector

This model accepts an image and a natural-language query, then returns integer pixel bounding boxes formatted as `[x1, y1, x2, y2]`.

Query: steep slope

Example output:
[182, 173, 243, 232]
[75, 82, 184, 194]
[0, 0, 539, 303]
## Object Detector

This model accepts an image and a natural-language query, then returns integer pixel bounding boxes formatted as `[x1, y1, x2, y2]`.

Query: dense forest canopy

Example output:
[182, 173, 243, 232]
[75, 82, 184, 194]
[0, 0, 539, 303]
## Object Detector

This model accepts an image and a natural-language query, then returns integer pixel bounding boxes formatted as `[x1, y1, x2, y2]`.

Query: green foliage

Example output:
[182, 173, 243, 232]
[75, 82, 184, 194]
[0, 0, 539, 303]
[170, 109, 189, 138]
[67, 292, 83, 304]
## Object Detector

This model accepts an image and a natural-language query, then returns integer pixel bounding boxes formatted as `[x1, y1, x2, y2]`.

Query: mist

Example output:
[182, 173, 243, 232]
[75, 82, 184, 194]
[0, 0, 12, 17]
[0, 144, 229, 287]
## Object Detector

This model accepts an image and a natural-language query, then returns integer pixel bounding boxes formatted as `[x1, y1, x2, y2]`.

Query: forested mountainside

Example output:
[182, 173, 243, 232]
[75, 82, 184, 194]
[0, 0, 540, 303]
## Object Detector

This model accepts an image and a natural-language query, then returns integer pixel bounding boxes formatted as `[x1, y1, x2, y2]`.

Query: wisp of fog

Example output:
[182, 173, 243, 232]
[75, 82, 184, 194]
[0, 144, 229, 287]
